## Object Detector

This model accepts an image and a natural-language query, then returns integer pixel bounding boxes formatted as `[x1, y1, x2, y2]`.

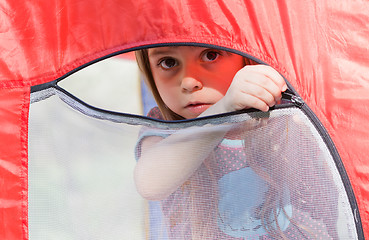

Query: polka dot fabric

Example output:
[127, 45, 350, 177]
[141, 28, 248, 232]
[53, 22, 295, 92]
[216, 143, 249, 176]
[136, 107, 344, 239]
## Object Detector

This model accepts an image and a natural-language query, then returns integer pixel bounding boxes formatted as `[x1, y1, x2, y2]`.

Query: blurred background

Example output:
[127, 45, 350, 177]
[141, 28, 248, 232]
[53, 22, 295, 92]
[28, 53, 157, 239]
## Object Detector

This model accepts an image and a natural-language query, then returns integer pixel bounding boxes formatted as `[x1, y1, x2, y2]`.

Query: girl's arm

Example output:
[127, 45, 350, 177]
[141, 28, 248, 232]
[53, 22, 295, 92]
[134, 65, 287, 200]
[134, 125, 229, 200]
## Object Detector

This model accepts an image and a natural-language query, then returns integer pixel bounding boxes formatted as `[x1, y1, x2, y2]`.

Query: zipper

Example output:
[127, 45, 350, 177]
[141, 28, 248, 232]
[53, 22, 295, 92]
[283, 88, 364, 239]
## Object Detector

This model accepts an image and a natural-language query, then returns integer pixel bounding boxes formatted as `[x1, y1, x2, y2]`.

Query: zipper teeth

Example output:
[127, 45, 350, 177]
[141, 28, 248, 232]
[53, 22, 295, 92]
[279, 87, 363, 238]
[300, 103, 364, 239]
[51, 84, 296, 125]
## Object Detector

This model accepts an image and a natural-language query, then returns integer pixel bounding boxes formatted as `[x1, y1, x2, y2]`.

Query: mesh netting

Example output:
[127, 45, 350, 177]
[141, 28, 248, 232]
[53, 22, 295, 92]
[28, 88, 358, 240]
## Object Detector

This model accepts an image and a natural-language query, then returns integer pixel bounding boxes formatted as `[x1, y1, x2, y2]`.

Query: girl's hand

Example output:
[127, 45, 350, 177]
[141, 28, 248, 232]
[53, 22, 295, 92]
[221, 65, 287, 112]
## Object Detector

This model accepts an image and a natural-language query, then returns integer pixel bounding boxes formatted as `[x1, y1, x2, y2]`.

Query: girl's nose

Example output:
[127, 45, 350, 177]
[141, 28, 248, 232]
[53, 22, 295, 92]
[181, 76, 203, 92]
[181, 64, 203, 92]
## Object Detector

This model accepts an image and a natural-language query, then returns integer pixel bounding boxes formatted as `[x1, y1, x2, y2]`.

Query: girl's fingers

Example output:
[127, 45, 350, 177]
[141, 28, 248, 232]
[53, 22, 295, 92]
[238, 93, 270, 112]
[239, 65, 287, 92]
[225, 82, 275, 112]
[253, 65, 286, 90]
[225, 64, 287, 112]
[239, 83, 276, 108]
[234, 67, 284, 104]
[249, 75, 283, 103]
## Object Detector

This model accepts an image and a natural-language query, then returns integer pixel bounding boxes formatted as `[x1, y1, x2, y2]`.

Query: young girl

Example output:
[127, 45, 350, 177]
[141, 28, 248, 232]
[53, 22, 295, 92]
[134, 46, 338, 239]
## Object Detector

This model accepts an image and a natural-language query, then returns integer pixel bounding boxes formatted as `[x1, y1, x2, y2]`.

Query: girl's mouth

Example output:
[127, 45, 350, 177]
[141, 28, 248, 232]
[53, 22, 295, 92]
[185, 103, 212, 115]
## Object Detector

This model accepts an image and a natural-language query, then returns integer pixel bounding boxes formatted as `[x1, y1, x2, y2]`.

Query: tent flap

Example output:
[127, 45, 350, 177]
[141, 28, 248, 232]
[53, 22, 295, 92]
[0, 87, 29, 240]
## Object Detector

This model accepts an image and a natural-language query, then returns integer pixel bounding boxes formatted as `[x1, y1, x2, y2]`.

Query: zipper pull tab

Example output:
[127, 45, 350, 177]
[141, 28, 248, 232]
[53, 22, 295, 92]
[281, 89, 304, 108]
[291, 95, 304, 108]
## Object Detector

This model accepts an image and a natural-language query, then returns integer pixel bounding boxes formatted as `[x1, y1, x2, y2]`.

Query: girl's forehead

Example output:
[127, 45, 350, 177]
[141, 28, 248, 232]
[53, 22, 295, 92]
[148, 46, 207, 56]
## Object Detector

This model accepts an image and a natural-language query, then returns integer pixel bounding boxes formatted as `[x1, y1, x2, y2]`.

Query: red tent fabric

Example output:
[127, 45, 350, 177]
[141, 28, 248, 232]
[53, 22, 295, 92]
[1, 1, 368, 239]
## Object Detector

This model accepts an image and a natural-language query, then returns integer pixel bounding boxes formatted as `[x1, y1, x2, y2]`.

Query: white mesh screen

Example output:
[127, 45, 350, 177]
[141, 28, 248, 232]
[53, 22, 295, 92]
[28, 88, 358, 239]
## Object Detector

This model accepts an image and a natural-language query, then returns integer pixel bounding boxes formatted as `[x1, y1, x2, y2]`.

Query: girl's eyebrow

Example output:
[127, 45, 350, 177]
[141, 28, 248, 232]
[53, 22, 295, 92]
[149, 47, 179, 57]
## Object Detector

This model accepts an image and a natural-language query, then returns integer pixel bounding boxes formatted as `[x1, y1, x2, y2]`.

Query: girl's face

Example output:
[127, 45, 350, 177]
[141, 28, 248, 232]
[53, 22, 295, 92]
[148, 46, 245, 119]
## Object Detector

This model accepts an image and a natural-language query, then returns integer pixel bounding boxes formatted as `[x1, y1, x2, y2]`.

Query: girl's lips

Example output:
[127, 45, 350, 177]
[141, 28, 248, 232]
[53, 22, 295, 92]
[185, 103, 212, 115]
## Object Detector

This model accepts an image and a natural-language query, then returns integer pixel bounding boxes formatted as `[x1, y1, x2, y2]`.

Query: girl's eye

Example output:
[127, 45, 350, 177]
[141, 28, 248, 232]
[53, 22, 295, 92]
[202, 51, 220, 62]
[159, 58, 178, 69]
